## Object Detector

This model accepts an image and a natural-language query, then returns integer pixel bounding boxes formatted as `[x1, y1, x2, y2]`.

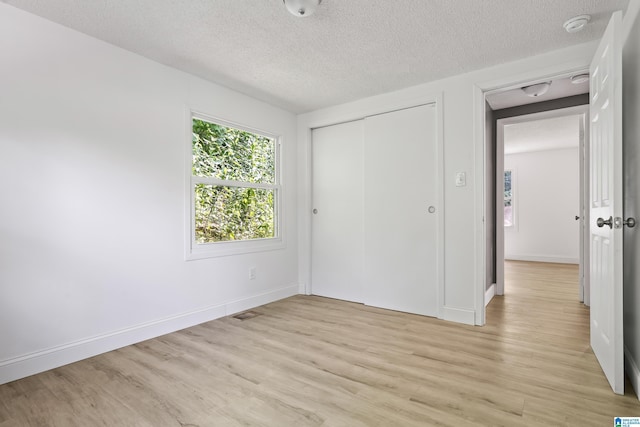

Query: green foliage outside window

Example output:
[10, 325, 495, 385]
[504, 170, 512, 207]
[192, 118, 276, 243]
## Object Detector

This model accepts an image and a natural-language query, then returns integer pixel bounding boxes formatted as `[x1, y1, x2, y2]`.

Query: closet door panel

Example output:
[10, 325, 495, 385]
[363, 104, 438, 316]
[311, 120, 364, 302]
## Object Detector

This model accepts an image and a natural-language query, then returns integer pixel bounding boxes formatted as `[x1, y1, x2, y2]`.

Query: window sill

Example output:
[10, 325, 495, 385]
[185, 237, 285, 260]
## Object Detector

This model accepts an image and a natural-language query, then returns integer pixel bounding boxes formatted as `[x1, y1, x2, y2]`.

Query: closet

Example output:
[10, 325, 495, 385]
[311, 103, 440, 316]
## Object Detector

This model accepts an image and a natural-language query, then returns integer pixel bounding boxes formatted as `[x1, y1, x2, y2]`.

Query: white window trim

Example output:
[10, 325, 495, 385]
[185, 110, 284, 260]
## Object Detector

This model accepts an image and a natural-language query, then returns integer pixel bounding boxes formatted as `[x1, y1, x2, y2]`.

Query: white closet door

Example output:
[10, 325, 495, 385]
[311, 120, 364, 302]
[363, 104, 438, 316]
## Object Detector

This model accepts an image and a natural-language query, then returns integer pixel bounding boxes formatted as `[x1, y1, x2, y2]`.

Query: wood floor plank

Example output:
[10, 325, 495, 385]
[1, 260, 638, 426]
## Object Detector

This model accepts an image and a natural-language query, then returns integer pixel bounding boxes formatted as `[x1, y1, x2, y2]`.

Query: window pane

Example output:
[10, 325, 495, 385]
[504, 205, 513, 227]
[192, 118, 275, 184]
[504, 170, 512, 204]
[194, 184, 275, 243]
[504, 170, 512, 227]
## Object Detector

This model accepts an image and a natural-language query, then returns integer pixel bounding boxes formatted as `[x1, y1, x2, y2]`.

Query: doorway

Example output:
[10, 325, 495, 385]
[497, 109, 588, 305]
[483, 77, 590, 314]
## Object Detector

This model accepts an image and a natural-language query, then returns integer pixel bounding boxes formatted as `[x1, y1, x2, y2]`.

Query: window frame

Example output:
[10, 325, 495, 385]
[185, 110, 284, 260]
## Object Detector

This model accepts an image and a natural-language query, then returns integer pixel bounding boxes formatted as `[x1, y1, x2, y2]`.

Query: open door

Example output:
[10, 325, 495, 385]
[589, 11, 624, 395]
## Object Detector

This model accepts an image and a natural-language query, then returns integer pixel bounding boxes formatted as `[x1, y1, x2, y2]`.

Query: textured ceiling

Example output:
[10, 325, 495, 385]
[2, 0, 630, 113]
[504, 115, 580, 154]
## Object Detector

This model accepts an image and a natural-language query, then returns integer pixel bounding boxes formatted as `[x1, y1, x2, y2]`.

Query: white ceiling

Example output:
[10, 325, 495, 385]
[504, 115, 580, 154]
[2, 0, 630, 113]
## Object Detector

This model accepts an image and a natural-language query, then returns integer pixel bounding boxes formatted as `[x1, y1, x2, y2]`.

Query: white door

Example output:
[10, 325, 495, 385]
[363, 104, 439, 316]
[311, 120, 364, 302]
[590, 11, 624, 395]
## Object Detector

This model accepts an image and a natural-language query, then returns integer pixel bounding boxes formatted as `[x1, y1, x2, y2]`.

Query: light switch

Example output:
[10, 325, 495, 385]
[455, 172, 466, 187]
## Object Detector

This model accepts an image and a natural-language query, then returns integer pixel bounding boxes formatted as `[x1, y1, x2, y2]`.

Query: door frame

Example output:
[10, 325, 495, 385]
[298, 92, 446, 318]
[494, 105, 589, 300]
[472, 64, 593, 325]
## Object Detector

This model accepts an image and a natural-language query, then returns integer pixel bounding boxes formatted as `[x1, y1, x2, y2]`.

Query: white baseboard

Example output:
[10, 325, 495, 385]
[625, 346, 640, 400]
[505, 255, 579, 264]
[485, 283, 496, 307]
[442, 306, 475, 326]
[298, 282, 310, 295]
[0, 284, 298, 385]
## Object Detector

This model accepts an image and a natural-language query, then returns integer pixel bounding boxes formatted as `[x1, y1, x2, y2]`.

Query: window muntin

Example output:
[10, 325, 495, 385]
[188, 114, 281, 256]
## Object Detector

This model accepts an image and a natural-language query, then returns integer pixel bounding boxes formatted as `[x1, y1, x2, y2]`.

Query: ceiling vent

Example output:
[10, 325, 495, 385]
[571, 73, 590, 84]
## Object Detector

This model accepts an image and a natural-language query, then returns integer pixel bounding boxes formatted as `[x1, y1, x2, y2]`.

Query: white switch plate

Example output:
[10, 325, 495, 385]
[455, 172, 466, 187]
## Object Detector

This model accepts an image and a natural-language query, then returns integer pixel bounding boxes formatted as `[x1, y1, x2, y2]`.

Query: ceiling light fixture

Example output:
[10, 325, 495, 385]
[571, 73, 590, 84]
[521, 82, 551, 97]
[283, 0, 322, 17]
[563, 15, 591, 33]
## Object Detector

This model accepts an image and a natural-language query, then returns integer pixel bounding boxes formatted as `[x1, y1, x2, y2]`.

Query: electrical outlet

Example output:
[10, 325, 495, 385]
[249, 267, 256, 280]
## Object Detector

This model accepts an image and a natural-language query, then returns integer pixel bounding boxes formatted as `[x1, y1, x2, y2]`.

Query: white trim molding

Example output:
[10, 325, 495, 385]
[504, 255, 579, 264]
[443, 306, 476, 326]
[626, 346, 640, 400]
[0, 284, 298, 385]
[485, 283, 496, 307]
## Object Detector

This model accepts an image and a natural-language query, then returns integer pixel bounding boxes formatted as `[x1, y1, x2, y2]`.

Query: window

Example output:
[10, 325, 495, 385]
[187, 114, 281, 259]
[504, 170, 513, 227]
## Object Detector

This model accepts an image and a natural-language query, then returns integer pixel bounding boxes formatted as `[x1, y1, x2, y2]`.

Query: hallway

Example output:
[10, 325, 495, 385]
[486, 260, 638, 422]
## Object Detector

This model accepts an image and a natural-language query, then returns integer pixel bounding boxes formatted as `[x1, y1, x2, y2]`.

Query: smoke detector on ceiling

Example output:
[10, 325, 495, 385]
[521, 82, 551, 97]
[283, 0, 322, 17]
[563, 15, 591, 33]
[571, 73, 590, 84]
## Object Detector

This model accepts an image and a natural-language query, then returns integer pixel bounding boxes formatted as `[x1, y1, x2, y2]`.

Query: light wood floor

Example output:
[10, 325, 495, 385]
[1, 261, 638, 426]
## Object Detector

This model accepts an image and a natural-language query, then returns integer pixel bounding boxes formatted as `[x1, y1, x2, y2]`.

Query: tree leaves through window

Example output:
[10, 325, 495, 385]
[192, 119, 276, 243]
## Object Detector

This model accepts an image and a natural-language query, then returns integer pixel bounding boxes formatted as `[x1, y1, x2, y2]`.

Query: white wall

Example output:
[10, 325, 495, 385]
[0, 4, 298, 384]
[622, 0, 640, 400]
[298, 41, 597, 326]
[504, 148, 580, 264]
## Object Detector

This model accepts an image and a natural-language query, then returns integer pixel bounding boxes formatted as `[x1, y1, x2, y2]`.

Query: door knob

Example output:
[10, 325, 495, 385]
[624, 217, 636, 228]
[575, 215, 580, 220]
[596, 216, 613, 229]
